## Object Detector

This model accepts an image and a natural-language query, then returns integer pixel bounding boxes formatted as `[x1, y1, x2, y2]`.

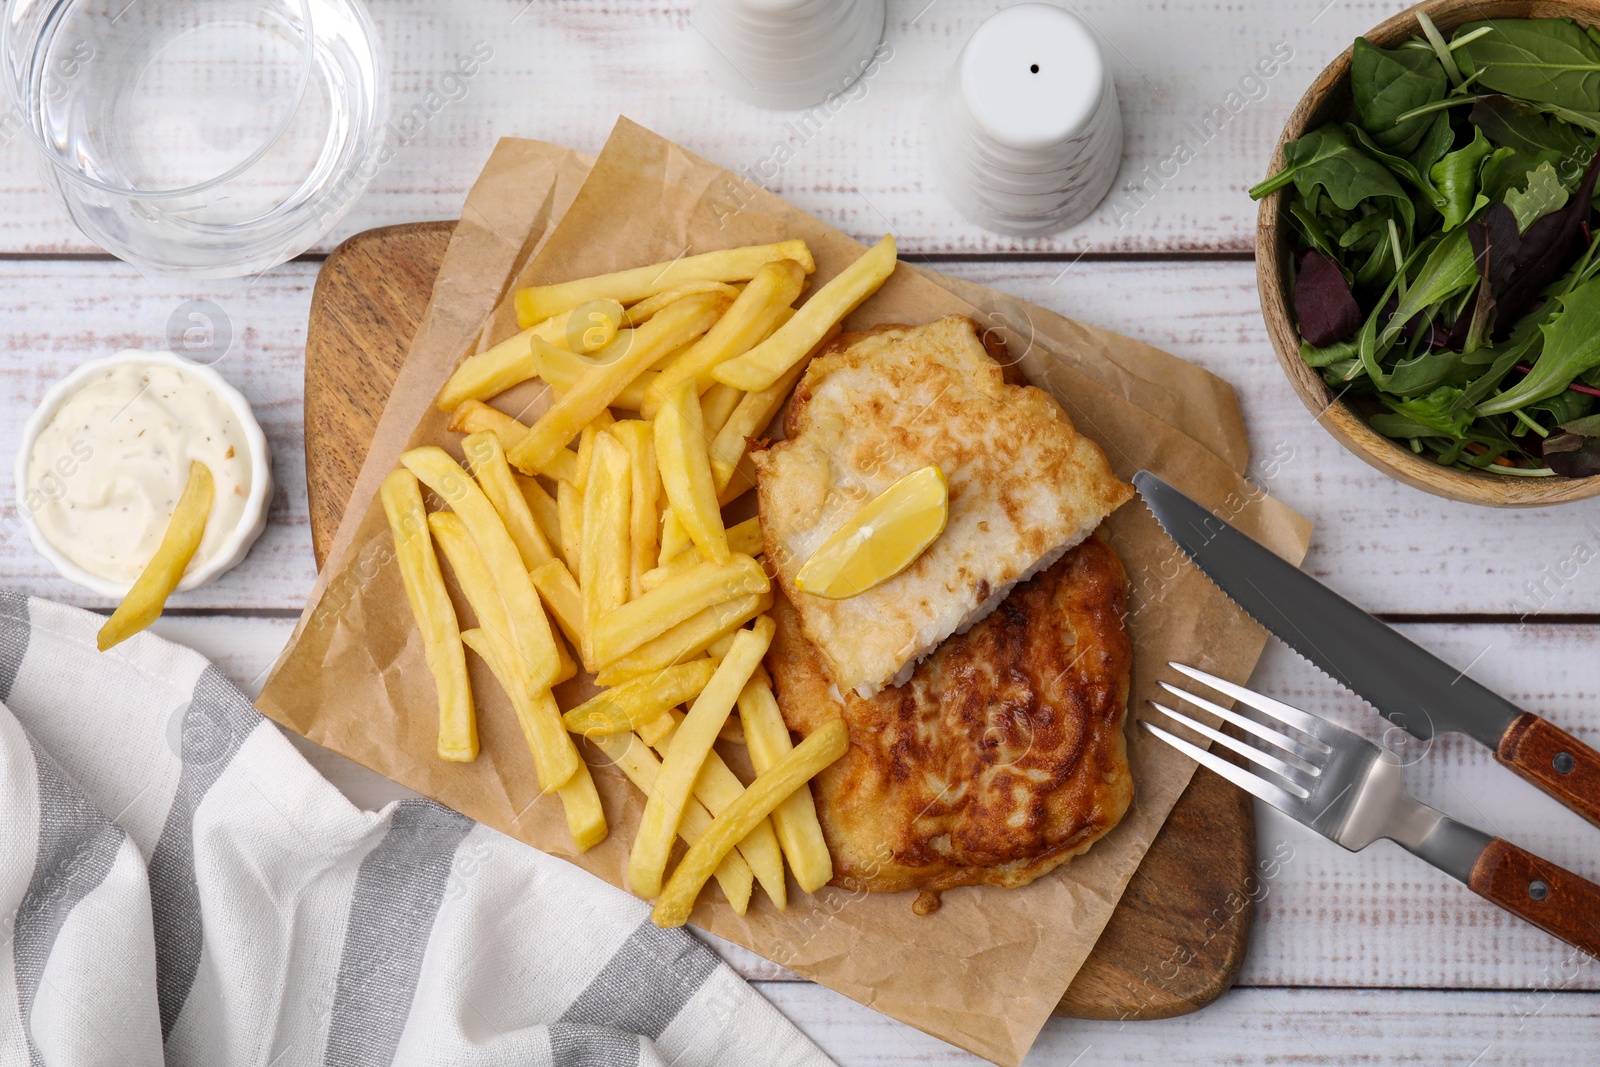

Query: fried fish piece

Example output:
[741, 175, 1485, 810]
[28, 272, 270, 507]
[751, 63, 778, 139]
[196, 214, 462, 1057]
[766, 533, 1133, 895]
[754, 315, 1131, 699]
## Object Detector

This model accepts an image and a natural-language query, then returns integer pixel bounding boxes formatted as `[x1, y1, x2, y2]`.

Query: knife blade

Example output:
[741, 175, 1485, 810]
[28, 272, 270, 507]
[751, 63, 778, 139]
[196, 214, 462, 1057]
[1134, 469, 1600, 829]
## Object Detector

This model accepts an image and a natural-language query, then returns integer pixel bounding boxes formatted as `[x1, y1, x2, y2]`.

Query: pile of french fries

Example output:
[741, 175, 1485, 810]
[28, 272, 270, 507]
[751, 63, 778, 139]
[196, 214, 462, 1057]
[381, 234, 896, 927]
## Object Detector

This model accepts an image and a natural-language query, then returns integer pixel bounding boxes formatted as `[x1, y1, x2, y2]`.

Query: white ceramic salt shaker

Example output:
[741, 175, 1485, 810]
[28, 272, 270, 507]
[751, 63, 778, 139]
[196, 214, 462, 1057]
[931, 3, 1123, 236]
[692, 0, 886, 111]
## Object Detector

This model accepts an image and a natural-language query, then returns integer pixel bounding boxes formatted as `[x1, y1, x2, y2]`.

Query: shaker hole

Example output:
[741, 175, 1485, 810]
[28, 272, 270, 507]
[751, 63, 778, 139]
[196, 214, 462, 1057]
[1029, 64, 1040, 73]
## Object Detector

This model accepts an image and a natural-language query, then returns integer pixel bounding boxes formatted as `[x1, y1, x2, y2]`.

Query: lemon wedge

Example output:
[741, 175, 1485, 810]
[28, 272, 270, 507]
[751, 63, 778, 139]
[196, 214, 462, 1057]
[795, 465, 949, 599]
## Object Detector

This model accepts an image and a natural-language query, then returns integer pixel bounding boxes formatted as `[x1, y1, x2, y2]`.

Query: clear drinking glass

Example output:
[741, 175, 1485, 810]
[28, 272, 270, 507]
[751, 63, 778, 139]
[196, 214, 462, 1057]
[2, 0, 386, 278]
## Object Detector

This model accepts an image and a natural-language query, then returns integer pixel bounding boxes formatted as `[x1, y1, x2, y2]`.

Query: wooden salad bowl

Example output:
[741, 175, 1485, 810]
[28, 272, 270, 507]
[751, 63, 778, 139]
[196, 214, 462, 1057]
[1256, 0, 1600, 507]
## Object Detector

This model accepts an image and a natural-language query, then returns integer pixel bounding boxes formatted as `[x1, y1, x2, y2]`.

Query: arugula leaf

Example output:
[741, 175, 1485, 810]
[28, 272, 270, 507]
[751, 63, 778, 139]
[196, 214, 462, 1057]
[1478, 273, 1600, 414]
[1504, 161, 1570, 230]
[1430, 127, 1494, 229]
[1352, 37, 1450, 155]
[1452, 19, 1600, 111]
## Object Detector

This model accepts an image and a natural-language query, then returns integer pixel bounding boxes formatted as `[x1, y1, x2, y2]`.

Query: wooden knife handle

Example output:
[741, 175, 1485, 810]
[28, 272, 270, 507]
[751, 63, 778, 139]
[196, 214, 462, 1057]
[1470, 838, 1600, 958]
[1497, 712, 1600, 829]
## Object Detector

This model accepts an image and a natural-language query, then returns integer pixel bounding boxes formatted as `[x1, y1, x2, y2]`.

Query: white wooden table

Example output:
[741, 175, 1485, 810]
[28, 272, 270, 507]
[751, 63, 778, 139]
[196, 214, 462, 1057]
[5, 1, 1599, 1061]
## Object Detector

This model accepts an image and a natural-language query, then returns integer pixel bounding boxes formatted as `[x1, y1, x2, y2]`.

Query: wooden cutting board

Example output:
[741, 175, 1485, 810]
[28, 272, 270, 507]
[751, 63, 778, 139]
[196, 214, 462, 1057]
[303, 221, 1255, 1021]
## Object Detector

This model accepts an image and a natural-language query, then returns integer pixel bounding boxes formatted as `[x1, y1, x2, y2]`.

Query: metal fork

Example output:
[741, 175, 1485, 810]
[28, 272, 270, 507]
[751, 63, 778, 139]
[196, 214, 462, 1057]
[1145, 662, 1600, 958]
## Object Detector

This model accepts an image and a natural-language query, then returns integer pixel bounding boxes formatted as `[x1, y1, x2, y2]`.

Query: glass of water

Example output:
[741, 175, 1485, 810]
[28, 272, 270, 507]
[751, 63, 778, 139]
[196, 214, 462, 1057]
[2, 0, 385, 278]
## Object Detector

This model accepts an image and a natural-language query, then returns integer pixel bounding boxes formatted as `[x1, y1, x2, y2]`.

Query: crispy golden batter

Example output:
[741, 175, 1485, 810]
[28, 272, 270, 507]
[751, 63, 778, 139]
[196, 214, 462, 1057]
[767, 533, 1134, 895]
[754, 316, 1132, 700]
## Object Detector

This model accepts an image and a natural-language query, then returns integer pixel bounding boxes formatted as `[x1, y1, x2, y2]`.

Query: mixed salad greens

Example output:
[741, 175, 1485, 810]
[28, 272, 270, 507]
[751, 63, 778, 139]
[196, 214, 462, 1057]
[1251, 14, 1600, 478]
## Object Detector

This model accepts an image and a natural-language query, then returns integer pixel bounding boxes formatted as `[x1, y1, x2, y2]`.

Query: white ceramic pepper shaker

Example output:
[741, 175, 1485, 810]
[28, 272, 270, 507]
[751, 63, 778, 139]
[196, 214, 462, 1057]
[931, 3, 1123, 236]
[692, 0, 886, 111]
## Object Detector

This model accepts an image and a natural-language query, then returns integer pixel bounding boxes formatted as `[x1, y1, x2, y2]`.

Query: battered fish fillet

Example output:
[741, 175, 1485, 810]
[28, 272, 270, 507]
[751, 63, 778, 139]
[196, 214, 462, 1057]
[767, 533, 1134, 894]
[753, 315, 1132, 699]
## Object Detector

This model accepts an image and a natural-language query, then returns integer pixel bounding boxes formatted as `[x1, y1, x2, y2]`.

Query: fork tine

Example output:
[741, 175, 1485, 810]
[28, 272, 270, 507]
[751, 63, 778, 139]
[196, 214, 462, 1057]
[1148, 701, 1314, 794]
[1157, 681, 1323, 772]
[1168, 662, 1337, 752]
[1140, 720, 1309, 812]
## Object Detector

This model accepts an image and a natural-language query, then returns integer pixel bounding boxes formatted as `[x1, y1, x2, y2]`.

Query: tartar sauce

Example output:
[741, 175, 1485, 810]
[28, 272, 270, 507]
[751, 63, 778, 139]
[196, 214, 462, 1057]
[25, 357, 252, 584]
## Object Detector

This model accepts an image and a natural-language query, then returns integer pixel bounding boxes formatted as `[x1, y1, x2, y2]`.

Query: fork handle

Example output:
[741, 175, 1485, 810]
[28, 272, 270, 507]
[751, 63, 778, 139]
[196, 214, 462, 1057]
[1470, 838, 1600, 958]
[1497, 713, 1600, 829]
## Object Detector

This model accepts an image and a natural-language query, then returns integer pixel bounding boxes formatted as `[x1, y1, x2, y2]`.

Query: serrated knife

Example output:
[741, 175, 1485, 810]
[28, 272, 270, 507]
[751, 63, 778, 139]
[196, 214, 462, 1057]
[1134, 470, 1600, 829]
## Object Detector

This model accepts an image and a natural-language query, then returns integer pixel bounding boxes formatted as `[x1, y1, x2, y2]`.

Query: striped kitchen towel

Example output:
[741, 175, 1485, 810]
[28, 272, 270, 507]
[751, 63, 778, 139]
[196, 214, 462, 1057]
[0, 593, 835, 1067]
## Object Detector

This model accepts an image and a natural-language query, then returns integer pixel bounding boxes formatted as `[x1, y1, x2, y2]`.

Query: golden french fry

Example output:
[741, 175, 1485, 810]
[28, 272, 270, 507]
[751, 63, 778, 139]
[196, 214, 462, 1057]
[654, 383, 729, 564]
[658, 507, 691, 567]
[558, 478, 584, 578]
[531, 337, 659, 412]
[563, 659, 718, 738]
[714, 235, 896, 392]
[592, 731, 753, 913]
[636, 708, 679, 748]
[580, 434, 632, 668]
[621, 282, 742, 327]
[737, 673, 832, 892]
[377, 469, 476, 761]
[529, 558, 588, 668]
[556, 757, 609, 852]
[641, 516, 763, 590]
[463, 432, 554, 568]
[700, 382, 743, 438]
[653, 718, 847, 927]
[448, 402, 581, 484]
[436, 300, 623, 412]
[609, 420, 660, 597]
[510, 293, 729, 474]
[641, 259, 807, 418]
[572, 410, 614, 493]
[655, 709, 784, 907]
[711, 350, 813, 493]
[594, 590, 771, 686]
[459, 627, 580, 793]
[517, 241, 815, 325]
[629, 617, 775, 897]
[427, 511, 512, 642]
[401, 447, 560, 687]
[516, 473, 566, 566]
[97, 460, 214, 652]
[592, 555, 768, 667]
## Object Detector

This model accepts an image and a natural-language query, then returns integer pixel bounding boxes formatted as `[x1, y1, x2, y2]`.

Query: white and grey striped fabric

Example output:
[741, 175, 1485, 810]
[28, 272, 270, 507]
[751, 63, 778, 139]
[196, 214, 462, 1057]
[0, 593, 834, 1067]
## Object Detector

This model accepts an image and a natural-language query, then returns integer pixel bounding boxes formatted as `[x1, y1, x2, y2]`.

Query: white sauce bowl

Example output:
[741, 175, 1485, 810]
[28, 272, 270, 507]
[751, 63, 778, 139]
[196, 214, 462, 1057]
[13, 350, 273, 598]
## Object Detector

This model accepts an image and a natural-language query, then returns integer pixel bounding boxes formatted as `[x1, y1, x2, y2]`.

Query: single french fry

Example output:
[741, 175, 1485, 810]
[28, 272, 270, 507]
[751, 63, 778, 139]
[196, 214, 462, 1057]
[629, 617, 776, 897]
[655, 383, 729, 564]
[656, 713, 781, 900]
[401, 447, 560, 687]
[462, 432, 554, 569]
[557, 478, 584, 579]
[563, 659, 718, 738]
[636, 708, 680, 748]
[427, 511, 512, 641]
[714, 235, 897, 392]
[621, 282, 742, 327]
[641, 516, 763, 590]
[509, 293, 729, 474]
[529, 558, 589, 668]
[516, 474, 566, 566]
[642, 259, 806, 418]
[532, 338, 659, 412]
[710, 349, 813, 493]
[592, 555, 769, 666]
[572, 410, 615, 493]
[700, 382, 743, 438]
[609, 420, 660, 598]
[594, 590, 771, 686]
[592, 731, 753, 913]
[448, 402, 581, 484]
[459, 627, 580, 793]
[737, 673, 832, 892]
[516, 240, 815, 325]
[97, 460, 215, 651]
[556, 756, 608, 852]
[580, 434, 631, 668]
[378, 469, 476, 761]
[658, 507, 691, 567]
[653, 718, 848, 927]
[436, 299, 623, 412]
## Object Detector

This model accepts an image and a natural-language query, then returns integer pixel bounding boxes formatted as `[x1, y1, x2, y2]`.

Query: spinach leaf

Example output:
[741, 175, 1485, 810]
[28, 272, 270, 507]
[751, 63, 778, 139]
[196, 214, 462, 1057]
[1352, 37, 1450, 155]
[1387, 347, 1474, 396]
[1469, 95, 1594, 177]
[1479, 273, 1600, 413]
[1452, 19, 1600, 112]
[1287, 192, 1342, 261]
[1344, 122, 1448, 208]
[1430, 127, 1494, 229]
[1505, 161, 1570, 230]
[1377, 386, 1474, 439]
[1410, 111, 1458, 182]
[1251, 128, 1416, 238]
